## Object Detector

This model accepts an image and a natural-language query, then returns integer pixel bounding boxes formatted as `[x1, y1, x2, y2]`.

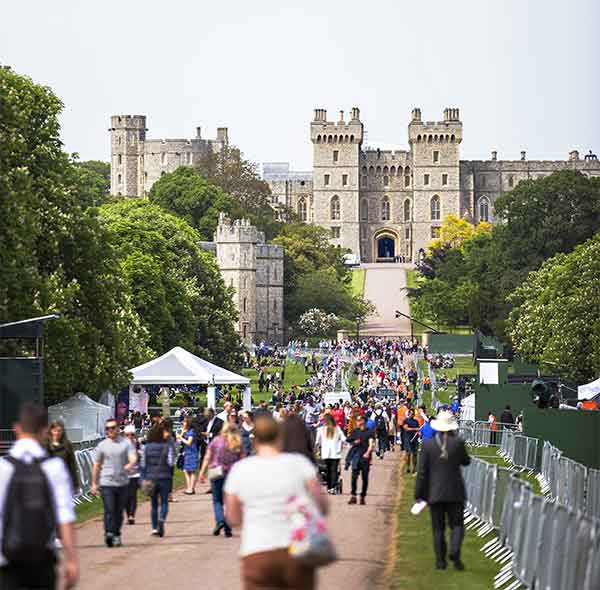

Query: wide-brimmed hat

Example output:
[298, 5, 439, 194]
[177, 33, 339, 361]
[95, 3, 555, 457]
[430, 410, 458, 432]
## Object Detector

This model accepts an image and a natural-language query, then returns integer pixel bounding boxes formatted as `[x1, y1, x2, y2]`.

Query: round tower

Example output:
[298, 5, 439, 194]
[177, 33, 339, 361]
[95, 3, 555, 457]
[109, 115, 146, 197]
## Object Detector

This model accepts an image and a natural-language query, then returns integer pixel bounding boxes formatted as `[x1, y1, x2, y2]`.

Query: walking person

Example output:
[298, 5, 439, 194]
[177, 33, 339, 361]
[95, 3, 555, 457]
[415, 410, 471, 571]
[346, 414, 374, 505]
[240, 411, 255, 456]
[141, 424, 175, 537]
[123, 424, 141, 524]
[224, 414, 329, 590]
[91, 418, 137, 547]
[0, 403, 78, 590]
[177, 416, 198, 494]
[198, 422, 243, 537]
[402, 408, 420, 474]
[46, 419, 79, 495]
[315, 414, 344, 494]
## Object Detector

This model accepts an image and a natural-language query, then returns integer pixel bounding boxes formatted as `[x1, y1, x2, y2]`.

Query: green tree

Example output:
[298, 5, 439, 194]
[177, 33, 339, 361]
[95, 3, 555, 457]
[197, 145, 282, 239]
[98, 200, 244, 368]
[507, 233, 600, 383]
[0, 66, 153, 402]
[73, 159, 111, 208]
[148, 166, 234, 240]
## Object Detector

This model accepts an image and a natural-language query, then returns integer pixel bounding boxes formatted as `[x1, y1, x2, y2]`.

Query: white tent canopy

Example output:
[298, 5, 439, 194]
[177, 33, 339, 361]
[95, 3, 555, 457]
[129, 346, 250, 386]
[578, 377, 600, 401]
[460, 393, 476, 422]
[48, 393, 112, 442]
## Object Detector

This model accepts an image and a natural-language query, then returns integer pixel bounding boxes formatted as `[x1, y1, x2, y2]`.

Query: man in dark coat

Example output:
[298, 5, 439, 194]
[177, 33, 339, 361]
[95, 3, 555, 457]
[415, 410, 471, 571]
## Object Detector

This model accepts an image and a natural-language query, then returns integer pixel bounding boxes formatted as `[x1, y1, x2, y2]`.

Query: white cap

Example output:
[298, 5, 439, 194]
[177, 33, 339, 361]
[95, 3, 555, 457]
[124, 424, 136, 434]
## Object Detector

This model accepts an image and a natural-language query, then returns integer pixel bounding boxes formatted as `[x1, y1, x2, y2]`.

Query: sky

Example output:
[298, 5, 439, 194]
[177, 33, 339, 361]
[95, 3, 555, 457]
[1, 0, 598, 170]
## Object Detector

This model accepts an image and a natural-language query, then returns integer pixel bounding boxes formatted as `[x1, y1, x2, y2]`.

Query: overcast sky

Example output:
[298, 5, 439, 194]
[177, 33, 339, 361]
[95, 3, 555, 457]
[2, 0, 598, 170]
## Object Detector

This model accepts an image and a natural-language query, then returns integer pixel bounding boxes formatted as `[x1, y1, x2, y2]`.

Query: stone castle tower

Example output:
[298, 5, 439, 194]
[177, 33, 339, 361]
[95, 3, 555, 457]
[213, 214, 284, 346]
[109, 115, 228, 197]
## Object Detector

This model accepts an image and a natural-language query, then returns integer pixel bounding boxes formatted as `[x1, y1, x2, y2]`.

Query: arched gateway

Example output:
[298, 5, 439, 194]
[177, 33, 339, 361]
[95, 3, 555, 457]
[374, 230, 398, 262]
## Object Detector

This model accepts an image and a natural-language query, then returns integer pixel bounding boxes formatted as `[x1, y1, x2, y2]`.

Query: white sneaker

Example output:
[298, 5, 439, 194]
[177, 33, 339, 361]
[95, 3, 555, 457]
[151, 529, 159, 536]
[113, 536, 122, 547]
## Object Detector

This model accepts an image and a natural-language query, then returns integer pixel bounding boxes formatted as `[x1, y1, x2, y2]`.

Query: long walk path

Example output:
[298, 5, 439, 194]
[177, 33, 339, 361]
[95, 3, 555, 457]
[75, 450, 400, 590]
[361, 263, 412, 337]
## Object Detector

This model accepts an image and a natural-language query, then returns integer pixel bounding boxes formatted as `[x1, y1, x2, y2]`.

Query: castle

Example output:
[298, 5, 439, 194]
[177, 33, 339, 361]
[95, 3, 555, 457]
[264, 107, 600, 263]
[108, 116, 283, 346]
[201, 215, 284, 346]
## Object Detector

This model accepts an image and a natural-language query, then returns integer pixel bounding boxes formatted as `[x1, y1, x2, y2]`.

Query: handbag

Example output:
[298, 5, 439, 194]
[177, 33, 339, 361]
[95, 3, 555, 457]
[286, 495, 337, 568]
[207, 465, 224, 481]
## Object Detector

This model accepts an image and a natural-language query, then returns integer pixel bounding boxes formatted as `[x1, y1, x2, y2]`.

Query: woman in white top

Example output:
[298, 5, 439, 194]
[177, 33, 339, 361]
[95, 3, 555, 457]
[225, 415, 328, 590]
[315, 414, 344, 494]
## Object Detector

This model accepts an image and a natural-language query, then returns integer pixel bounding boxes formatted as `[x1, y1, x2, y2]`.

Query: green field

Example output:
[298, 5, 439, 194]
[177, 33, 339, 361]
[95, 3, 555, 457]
[351, 268, 366, 297]
[392, 472, 499, 589]
[419, 355, 476, 406]
[241, 358, 310, 402]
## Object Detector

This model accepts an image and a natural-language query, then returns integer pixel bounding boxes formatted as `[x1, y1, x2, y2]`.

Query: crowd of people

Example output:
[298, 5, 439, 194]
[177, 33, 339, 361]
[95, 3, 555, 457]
[0, 336, 474, 590]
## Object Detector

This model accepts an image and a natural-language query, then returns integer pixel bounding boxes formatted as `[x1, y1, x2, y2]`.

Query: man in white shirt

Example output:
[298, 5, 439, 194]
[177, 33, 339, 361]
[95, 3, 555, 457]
[216, 401, 232, 423]
[0, 403, 78, 590]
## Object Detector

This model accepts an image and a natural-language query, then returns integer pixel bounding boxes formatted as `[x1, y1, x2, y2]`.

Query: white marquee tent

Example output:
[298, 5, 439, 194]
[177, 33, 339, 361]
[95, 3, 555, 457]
[578, 377, 600, 401]
[460, 393, 476, 422]
[48, 393, 112, 442]
[129, 346, 250, 386]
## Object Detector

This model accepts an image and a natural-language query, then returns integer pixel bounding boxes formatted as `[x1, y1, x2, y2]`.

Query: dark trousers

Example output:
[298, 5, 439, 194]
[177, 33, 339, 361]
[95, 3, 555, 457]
[429, 502, 465, 564]
[324, 458, 339, 489]
[126, 477, 139, 518]
[351, 458, 370, 498]
[377, 432, 388, 455]
[0, 562, 56, 590]
[100, 485, 127, 536]
[150, 479, 171, 529]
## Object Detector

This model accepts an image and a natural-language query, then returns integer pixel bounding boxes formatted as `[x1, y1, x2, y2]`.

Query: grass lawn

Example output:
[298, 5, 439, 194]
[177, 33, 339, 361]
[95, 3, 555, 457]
[351, 268, 366, 297]
[392, 472, 499, 589]
[75, 470, 187, 525]
[241, 359, 310, 403]
[422, 356, 476, 405]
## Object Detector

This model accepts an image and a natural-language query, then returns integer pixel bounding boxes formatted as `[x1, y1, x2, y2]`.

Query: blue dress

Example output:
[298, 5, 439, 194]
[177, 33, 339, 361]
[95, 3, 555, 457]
[182, 429, 199, 471]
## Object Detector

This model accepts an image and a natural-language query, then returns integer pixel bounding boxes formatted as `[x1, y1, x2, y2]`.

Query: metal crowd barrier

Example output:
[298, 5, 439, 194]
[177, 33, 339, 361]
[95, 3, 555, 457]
[462, 457, 600, 590]
[460, 421, 515, 448]
[537, 440, 600, 520]
[498, 429, 539, 471]
[73, 446, 98, 504]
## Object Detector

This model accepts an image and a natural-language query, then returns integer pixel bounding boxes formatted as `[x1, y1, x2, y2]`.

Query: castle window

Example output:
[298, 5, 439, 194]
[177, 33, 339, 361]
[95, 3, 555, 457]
[433, 151, 439, 163]
[424, 174, 430, 186]
[316, 135, 321, 143]
[331, 226, 340, 238]
[397, 166, 403, 176]
[350, 135, 354, 142]
[442, 173, 448, 186]
[330, 195, 340, 220]
[300, 180, 305, 186]
[361, 175, 367, 187]
[478, 196, 490, 222]
[243, 298, 247, 313]
[383, 166, 389, 174]
[430, 195, 441, 221]
[242, 323, 248, 339]
[273, 300, 277, 312]
[342, 174, 348, 186]
[508, 175, 514, 188]
[381, 197, 391, 221]
[404, 174, 410, 187]
[362, 166, 367, 174]
[117, 174, 122, 184]
[118, 154, 122, 165]
[383, 175, 389, 187]
[405, 226, 410, 240]
[360, 199, 368, 221]
[333, 150, 339, 162]
[324, 174, 330, 186]
[376, 166, 382, 174]
[328, 135, 333, 144]
[390, 166, 396, 175]
[118, 136, 122, 145]
[297, 197, 307, 222]
[404, 199, 411, 222]
[369, 166, 374, 175]
[144, 172, 148, 181]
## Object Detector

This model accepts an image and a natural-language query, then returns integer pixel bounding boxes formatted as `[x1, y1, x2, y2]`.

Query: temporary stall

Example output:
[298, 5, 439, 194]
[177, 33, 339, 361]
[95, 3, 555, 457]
[460, 393, 476, 422]
[578, 377, 600, 401]
[48, 393, 112, 442]
[129, 346, 250, 386]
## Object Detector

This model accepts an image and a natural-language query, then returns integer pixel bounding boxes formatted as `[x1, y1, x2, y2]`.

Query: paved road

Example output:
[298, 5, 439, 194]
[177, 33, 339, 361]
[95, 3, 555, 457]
[361, 263, 412, 337]
[75, 450, 400, 590]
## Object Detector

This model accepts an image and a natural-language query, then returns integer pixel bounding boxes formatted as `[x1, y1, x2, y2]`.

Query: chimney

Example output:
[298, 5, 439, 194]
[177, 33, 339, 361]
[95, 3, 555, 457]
[339, 110, 345, 124]
[520, 150, 526, 161]
[217, 127, 228, 144]
[313, 108, 321, 122]
[491, 150, 497, 161]
[196, 126, 202, 139]
[411, 108, 422, 122]
[569, 150, 579, 161]
[351, 107, 360, 121]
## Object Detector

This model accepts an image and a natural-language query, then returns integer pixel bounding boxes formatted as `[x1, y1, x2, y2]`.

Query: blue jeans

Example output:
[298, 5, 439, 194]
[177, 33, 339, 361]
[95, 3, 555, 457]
[100, 485, 127, 536]
[211, 477, 231, 534]
[150, 479, 171, 529]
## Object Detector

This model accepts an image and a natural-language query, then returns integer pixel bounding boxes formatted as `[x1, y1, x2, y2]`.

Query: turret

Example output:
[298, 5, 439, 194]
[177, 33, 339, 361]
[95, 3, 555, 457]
[109, 115, 147, 196]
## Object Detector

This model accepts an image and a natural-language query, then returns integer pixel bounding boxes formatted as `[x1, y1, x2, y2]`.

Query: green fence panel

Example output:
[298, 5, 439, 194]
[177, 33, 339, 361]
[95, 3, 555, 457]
[428, 334, 473, 354]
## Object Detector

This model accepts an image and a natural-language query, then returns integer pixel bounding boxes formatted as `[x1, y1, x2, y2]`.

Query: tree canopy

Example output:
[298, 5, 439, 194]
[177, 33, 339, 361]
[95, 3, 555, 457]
[507, 233, 600, 383]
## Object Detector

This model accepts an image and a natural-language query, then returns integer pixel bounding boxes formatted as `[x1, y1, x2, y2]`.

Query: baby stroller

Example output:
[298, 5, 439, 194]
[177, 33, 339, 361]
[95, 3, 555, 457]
[317, 459, 343, 495]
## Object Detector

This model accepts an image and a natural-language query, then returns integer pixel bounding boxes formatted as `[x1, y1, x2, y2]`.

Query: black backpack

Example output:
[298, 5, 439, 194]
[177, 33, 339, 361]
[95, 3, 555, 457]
[2, 457, 57, 565]
[375, 413, 387, 433]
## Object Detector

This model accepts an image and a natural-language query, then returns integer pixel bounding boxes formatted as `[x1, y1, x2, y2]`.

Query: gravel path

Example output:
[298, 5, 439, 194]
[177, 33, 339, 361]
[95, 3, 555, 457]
[75, 449, 400, 590]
